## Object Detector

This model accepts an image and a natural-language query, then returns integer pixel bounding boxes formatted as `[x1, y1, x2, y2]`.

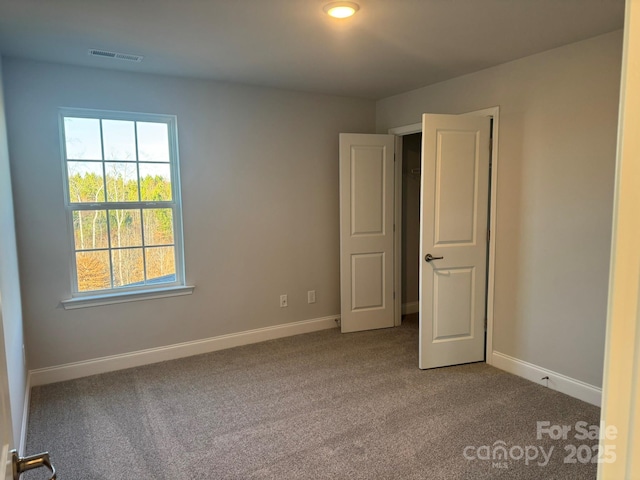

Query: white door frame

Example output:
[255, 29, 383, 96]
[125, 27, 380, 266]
[389, 106, 500, 364]
[598, 0, 640, 475]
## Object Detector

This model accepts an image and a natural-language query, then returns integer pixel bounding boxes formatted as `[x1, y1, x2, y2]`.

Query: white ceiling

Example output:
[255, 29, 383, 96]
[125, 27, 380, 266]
[0, 0, 625, 99]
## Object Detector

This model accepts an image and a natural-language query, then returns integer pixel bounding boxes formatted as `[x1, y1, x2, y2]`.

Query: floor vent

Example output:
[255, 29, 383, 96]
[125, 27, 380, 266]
[88, 49, 144, 63]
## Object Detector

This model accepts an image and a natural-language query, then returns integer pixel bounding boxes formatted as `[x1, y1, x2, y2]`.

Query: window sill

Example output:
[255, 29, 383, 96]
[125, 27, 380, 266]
[61, 285, 195, 310]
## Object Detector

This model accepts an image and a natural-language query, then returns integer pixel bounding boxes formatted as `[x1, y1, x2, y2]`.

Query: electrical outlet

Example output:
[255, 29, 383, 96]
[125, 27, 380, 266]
[307, 290, 316, 304]
[280, 294, 288, 308]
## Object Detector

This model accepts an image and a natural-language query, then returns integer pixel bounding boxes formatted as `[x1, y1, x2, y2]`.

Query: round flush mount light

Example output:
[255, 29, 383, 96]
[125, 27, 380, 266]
[323, 1, 360, 18]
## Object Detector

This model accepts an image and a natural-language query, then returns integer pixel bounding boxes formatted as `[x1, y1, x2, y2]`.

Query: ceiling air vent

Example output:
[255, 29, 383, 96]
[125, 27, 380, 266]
[88, 49, 144, 63]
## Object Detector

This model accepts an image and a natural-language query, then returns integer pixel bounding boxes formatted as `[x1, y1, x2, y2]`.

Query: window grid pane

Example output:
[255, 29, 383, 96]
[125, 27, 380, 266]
[73, 210, 108, 251]
[64, 118, 103, 160]
[67, 162, 106, 204]
[72, 205, 177, 291]
[111, 247, 145, 288]
[102, 120, 137, 161]
[108, 209, 143, 248]
[137, 122, 170, 162]
[63, 112, 181, 294]
[145, 246, 176, 284]
[76, 250, 112, 292]
[143, 208, 174, 246]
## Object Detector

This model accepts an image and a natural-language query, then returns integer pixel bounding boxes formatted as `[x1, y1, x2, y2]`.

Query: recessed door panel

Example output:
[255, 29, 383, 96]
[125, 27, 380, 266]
[435, 131, 478, 245]
[433, 267, 474, 341]
[351, 253, 384, 311]
[351, 146, 385, 236]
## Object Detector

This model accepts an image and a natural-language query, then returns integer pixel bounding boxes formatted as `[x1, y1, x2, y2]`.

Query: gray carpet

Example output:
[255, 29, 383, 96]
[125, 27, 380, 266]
[25, 315, 600, 479]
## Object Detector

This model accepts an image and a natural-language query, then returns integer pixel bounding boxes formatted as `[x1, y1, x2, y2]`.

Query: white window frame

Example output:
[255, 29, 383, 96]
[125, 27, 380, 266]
[59, 108, 193, 309]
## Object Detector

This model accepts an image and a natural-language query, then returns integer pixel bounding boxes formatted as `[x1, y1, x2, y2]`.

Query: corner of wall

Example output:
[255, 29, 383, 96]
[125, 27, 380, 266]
[0, 56, 29, 450]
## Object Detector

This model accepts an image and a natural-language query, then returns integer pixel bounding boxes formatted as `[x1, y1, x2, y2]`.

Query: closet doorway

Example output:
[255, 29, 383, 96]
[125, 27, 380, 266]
[400, 133, 422, 318]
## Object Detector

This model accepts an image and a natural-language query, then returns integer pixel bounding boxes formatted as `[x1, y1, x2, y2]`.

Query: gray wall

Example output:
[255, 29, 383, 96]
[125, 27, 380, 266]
[2, 30, 622, 390]
[3, 58, 375, 370]
[378, 31, 622, 388]
[0, 59, 27, 446]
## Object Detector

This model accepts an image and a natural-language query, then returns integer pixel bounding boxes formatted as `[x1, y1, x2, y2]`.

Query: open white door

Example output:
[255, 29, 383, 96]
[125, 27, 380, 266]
[0, 305, 57, 480]
[0, 303, 14, 480]
[339, 134, 396, 333]
[419, 114, 491, 369]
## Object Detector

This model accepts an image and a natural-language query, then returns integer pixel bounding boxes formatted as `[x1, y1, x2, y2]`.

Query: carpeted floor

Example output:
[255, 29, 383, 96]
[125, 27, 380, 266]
[25, 315, 600, 479]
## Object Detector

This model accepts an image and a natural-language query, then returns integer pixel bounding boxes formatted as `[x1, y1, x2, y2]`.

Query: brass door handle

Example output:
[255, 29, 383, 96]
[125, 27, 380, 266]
[425, 253, 444, 262]
[11, 450, 56, 480]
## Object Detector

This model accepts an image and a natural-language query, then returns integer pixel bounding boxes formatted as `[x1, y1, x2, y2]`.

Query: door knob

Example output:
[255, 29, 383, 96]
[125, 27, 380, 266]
[425, 253, 444, 262]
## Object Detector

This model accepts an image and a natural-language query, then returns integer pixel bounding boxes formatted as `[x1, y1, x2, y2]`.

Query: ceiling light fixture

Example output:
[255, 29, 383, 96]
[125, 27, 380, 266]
[323, 1, 360, 19]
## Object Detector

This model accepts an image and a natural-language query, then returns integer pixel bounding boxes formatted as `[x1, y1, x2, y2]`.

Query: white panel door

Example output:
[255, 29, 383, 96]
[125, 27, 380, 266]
[0, 301, 13, 480]
[419, 114, 491, 369]
[339, 134, 396, 333]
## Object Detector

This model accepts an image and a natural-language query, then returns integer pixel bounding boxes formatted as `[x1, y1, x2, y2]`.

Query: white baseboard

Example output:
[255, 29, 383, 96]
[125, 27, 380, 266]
[19, 373, 31, 455]
[402, 301, 419, 315]
[30, 315, 340, 387]
[491, 351, 602, 407]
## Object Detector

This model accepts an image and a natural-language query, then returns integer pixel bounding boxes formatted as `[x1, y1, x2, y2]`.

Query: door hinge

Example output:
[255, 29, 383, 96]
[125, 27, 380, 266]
[487, 229, 490, 243]
[484, 318, 488, 330]
[393, 292, 396, 300]
[393, 223, 396, 232]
